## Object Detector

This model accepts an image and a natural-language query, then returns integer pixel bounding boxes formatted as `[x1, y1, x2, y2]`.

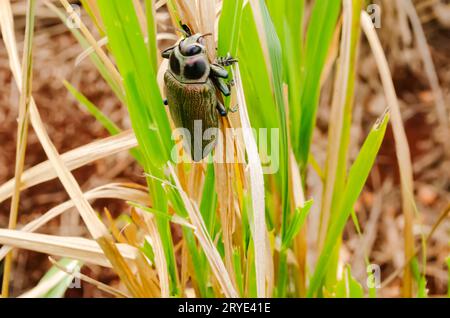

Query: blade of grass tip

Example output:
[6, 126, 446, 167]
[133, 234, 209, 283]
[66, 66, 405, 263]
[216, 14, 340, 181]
[307, 111, 390, 297]
[1, 2, 144, 297]
[234, 64, 268, 298]
[361, 11, 416, 297]
[0, 183, 150, 261]
[0, 130, 137, 204]
[402, 0, 449, 153]
[2, 0, 36, 298]
[318, 0, 353, 254]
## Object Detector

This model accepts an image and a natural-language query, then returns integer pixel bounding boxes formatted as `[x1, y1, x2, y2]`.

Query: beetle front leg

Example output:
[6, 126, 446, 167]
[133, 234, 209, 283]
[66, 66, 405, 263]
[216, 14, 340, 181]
[216, 53, 238, 67]
[216, 100, 227, 117]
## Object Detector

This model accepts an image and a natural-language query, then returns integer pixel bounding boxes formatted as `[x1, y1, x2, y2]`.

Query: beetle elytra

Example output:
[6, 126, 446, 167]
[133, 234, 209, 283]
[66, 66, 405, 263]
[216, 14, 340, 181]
[162, 24, 237, 161]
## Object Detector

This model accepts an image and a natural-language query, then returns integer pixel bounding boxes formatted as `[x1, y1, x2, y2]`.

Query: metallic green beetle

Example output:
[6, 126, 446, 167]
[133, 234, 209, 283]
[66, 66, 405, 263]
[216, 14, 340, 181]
[162, 25, 237, 162]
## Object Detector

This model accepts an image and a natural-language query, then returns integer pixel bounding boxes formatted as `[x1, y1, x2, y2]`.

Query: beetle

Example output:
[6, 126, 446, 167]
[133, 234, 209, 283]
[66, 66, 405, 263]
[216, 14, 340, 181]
[162, 25, 237, 162]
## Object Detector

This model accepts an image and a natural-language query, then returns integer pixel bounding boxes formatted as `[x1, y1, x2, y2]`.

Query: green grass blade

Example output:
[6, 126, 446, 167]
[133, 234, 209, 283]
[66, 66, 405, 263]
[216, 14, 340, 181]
[38, 259, 82, 298]
[45, 2, 125, 103]
[252, 0, 290, 296]
[64, 81, 121, 135]
[295, 0, 341, 170]
[308, 112, 390, 297]
[64, 80, 143, 164]
[282, 200, 313, 251]
[97, 0, 178, 294]
[255, 0, 289, 239]
[334, 266, 364, 298]
[266, 0, 304, 150]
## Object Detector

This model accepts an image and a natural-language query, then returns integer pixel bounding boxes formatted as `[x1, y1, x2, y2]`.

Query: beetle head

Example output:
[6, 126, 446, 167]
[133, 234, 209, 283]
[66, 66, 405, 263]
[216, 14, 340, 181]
[179, 33, 209, 57]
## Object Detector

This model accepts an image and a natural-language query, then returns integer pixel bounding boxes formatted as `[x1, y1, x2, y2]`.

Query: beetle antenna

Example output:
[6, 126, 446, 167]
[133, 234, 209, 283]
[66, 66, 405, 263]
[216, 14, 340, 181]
[200, 33, 213, 38]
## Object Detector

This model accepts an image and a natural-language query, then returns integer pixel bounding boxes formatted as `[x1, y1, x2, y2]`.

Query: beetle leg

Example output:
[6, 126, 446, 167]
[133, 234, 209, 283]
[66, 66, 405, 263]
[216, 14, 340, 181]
[210, 63, 229, 79]
[216, 53, 238, 67]
[227, 79, 235, 93]
[162, 46, 175, 59]
[216, 101, 227, 117]
[230, 104, 239, 113]
[212, 77, 231, 97]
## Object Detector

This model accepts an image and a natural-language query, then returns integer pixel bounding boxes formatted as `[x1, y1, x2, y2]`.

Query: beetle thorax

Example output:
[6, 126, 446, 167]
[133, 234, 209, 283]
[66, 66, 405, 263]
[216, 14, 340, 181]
[168, 34, 211, 84]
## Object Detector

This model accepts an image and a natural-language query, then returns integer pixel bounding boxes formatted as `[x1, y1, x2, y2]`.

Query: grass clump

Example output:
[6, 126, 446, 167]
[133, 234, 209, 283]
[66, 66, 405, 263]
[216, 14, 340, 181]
[2, 0, 446, 298]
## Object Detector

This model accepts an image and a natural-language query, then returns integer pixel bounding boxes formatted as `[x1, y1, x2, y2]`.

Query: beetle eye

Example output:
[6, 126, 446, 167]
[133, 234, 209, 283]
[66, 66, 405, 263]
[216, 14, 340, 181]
[184, 60, 207, 80]
[181, 44, 202, 56]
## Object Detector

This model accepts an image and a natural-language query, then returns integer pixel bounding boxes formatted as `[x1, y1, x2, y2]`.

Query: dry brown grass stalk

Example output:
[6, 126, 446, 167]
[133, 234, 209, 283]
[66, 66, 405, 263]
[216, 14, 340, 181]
[0, 229, 138, 267]
[0, 130, 138, 204]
